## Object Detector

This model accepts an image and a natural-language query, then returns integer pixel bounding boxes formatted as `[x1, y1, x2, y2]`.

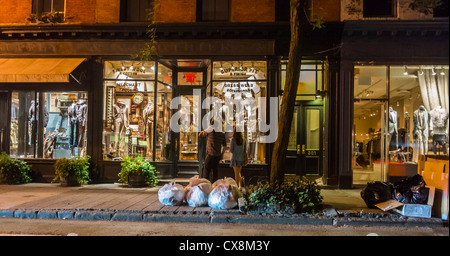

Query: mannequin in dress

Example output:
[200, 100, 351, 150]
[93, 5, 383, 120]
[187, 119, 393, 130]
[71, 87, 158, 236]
[429, 106, 449, 154]
[143, 99, 154, 157]
[388, 107, 398, 151]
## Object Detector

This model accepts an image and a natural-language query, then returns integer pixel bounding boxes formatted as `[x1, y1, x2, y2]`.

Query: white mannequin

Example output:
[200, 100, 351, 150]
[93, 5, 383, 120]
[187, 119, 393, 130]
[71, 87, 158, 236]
[412, 105, 429, 162]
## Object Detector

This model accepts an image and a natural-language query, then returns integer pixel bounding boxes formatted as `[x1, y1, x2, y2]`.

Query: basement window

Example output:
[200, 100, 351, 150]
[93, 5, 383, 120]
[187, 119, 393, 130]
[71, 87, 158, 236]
[363, 0, 396, 18]
[32, 0, 64, 15]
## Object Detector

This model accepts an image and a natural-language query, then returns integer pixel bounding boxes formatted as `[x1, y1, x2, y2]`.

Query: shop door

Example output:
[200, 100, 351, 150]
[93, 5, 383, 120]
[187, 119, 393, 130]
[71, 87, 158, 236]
[286, 104, 323, 176]
[0, 92, 9, 153]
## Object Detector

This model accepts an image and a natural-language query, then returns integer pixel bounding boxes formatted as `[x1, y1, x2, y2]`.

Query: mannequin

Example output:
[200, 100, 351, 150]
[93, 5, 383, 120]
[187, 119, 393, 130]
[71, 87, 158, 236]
[412, 105, 429, 162]
[68, 101, 77, 148]
[28, 100, 49, 146]
[388, 107, 398, 150]
[111, 100, 129, 156]
[429, 106, 448, 154]
[75, 98, 88, 149]
[142, 99, 154, 157]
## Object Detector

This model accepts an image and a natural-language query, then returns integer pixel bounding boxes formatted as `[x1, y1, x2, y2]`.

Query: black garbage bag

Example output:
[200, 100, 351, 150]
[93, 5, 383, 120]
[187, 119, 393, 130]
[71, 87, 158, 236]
[393, 174, 428, 204]
[360, 181, 394, 209]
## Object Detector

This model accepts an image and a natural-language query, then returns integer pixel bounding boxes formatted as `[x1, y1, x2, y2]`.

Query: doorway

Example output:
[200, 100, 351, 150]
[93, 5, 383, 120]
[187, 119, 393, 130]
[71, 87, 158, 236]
[286, 103, 323, 176]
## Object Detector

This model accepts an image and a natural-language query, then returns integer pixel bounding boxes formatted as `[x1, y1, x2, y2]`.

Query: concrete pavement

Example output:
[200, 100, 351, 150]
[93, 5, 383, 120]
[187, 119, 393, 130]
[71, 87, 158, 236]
[0, 183, 447, 227]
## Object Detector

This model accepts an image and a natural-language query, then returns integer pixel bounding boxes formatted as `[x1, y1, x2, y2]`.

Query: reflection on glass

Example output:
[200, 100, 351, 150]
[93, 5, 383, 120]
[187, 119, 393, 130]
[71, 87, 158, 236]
[287, 107, 297, 150]
[213, 61, 266, 81]
[306, 109, 320, 150]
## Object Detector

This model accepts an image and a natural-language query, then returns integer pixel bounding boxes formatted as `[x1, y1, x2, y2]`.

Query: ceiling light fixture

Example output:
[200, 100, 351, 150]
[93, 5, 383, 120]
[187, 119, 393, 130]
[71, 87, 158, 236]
[432, 67, 436, 76]
[403, 65, 408, 75]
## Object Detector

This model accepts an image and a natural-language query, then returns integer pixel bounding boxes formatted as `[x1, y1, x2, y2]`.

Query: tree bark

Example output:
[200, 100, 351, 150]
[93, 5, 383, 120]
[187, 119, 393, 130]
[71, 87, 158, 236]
[270, 0, 309, 183]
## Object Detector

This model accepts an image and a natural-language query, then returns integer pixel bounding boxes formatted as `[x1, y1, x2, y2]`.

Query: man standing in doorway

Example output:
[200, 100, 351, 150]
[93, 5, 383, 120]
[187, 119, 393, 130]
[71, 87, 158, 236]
[199, 124, 226, 182]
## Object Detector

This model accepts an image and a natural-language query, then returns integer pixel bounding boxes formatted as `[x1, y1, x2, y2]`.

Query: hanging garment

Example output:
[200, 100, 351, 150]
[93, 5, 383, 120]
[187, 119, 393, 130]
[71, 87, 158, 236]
[429, 106, 449, 135]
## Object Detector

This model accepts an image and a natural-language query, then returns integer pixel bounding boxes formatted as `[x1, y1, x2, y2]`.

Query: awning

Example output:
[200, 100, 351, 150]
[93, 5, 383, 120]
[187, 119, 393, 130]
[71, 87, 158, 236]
[0, 58, 85, 83]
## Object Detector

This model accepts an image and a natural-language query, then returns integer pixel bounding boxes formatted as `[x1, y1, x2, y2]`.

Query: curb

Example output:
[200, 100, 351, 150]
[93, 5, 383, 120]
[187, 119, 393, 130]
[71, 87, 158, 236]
[0, 208, 447, 227]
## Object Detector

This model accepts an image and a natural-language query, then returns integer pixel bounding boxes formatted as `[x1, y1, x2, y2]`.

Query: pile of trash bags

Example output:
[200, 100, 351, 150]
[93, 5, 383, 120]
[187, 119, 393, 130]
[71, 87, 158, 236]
[158, 175, 243, 209]
[361, 174, 430, 209]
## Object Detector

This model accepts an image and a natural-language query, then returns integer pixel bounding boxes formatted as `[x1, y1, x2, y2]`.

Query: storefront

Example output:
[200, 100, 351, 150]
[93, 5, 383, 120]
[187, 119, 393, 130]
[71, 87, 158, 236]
[0, 58, 91, 181]
[353, 64, 449, 185]
[335, 20, 449, 188]
[98, 58, 272, 182]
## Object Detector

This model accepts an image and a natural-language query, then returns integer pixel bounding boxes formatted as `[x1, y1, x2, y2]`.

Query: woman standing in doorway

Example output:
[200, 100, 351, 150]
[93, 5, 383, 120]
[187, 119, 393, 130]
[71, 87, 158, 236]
[230, 129, 247, 189]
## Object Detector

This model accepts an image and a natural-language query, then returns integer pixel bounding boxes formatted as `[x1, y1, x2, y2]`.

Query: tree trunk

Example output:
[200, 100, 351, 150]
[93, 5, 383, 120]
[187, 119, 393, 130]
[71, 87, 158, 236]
[270, 0, 309, 183]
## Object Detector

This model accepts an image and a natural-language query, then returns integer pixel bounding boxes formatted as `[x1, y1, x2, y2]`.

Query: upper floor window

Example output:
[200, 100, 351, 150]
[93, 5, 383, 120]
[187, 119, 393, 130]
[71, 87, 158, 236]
[120, 0, 154, 22]
[197, 0, 230, 22]
[434, 0, 449, 17]
[275, 0, 290, 22]
[363, 0, 396, 18]
[32, 0, 64, 15]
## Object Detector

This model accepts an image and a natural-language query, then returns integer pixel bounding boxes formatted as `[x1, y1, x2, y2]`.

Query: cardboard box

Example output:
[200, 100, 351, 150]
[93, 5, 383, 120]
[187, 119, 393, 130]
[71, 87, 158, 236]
[375, 186, 435, 218]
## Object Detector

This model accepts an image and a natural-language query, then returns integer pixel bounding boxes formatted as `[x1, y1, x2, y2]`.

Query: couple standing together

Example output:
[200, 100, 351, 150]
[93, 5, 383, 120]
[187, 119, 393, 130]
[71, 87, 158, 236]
[199, 125, 247, 189]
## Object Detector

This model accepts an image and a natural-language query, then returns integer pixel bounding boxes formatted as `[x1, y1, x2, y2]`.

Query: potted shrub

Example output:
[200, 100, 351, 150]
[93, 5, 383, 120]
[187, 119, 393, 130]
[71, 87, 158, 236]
[244, 176, 323, 215]
[0, 152, 32, 185]
[118, 156, 159, 188]
[54, 156, 91, 186]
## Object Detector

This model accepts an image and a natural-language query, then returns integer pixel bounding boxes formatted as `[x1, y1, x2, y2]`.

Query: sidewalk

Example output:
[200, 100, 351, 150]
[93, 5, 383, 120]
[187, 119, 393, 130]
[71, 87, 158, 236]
[0, 182, 447, 227]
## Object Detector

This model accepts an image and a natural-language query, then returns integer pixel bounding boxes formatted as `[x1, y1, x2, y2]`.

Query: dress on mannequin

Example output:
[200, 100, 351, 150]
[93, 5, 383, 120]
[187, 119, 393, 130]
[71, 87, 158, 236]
[429, 106, 449, 154]
[412, 105, 429, 162]
[75, 99, 88, 148]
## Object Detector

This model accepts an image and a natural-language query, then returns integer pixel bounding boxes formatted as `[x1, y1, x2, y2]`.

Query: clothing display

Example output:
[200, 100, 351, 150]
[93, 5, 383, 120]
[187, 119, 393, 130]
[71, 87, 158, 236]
[429, 105, 448, 155]
[143, 100, 154, 157]
[412, 105, 429, 162]
[111, 101, 129, 156]
[388, 107, 398, 150]
[429, 106, 449, 135]
[75, 99, 88, 148]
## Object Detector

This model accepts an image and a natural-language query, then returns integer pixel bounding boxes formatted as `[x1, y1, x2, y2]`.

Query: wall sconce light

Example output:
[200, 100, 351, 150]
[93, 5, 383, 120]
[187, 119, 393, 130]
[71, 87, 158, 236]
[418, 66, 424, 75]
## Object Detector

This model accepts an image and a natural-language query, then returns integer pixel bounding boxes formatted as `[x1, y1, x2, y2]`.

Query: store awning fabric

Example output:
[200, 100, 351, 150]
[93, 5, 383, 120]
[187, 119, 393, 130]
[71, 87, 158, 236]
[0, 58, 85, 83]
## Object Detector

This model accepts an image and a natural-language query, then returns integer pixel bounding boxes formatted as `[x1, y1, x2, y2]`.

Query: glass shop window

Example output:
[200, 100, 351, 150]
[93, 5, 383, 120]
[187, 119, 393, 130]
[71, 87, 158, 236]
[363, 0, 396, 18]
[102, 61, 172, 161]
[211, 61, 267, 164]
[280, 61, 324, 101]
[197, 0, 230, 22]
[32, 0, 65, 15]
[120, 0, 154, 22]
[10, 91, 88, 159]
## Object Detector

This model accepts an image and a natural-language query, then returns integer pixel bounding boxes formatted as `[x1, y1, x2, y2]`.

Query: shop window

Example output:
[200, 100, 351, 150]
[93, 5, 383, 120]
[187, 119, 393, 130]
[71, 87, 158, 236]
[103, 61, 172, 161]
[32, 0, 64, 15]
[280, 61, 324, 101]
[10, 91, 88, 159]
[211, 61, 267, 164]
[197, 0, 230, 22]
[363, 0, 396, 18]
[352, 64, 449, 185]
[120, 0, 154, 22]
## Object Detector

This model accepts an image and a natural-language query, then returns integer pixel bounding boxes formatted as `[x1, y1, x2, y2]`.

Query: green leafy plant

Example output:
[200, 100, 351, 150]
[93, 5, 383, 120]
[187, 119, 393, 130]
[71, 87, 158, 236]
[244, 176, 323, 213]
[0, 153, 32, 185]
[54, 156, 91, 185]
[409, 0, 442, 15]
[118, 156, 159, 187]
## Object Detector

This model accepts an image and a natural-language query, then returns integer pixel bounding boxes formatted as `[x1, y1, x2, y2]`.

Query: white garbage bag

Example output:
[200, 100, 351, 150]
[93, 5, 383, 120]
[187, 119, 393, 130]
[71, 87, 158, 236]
[208, 177, 242, 209]
[158, 181, 185, 206]
[185, 175, 212, 207]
